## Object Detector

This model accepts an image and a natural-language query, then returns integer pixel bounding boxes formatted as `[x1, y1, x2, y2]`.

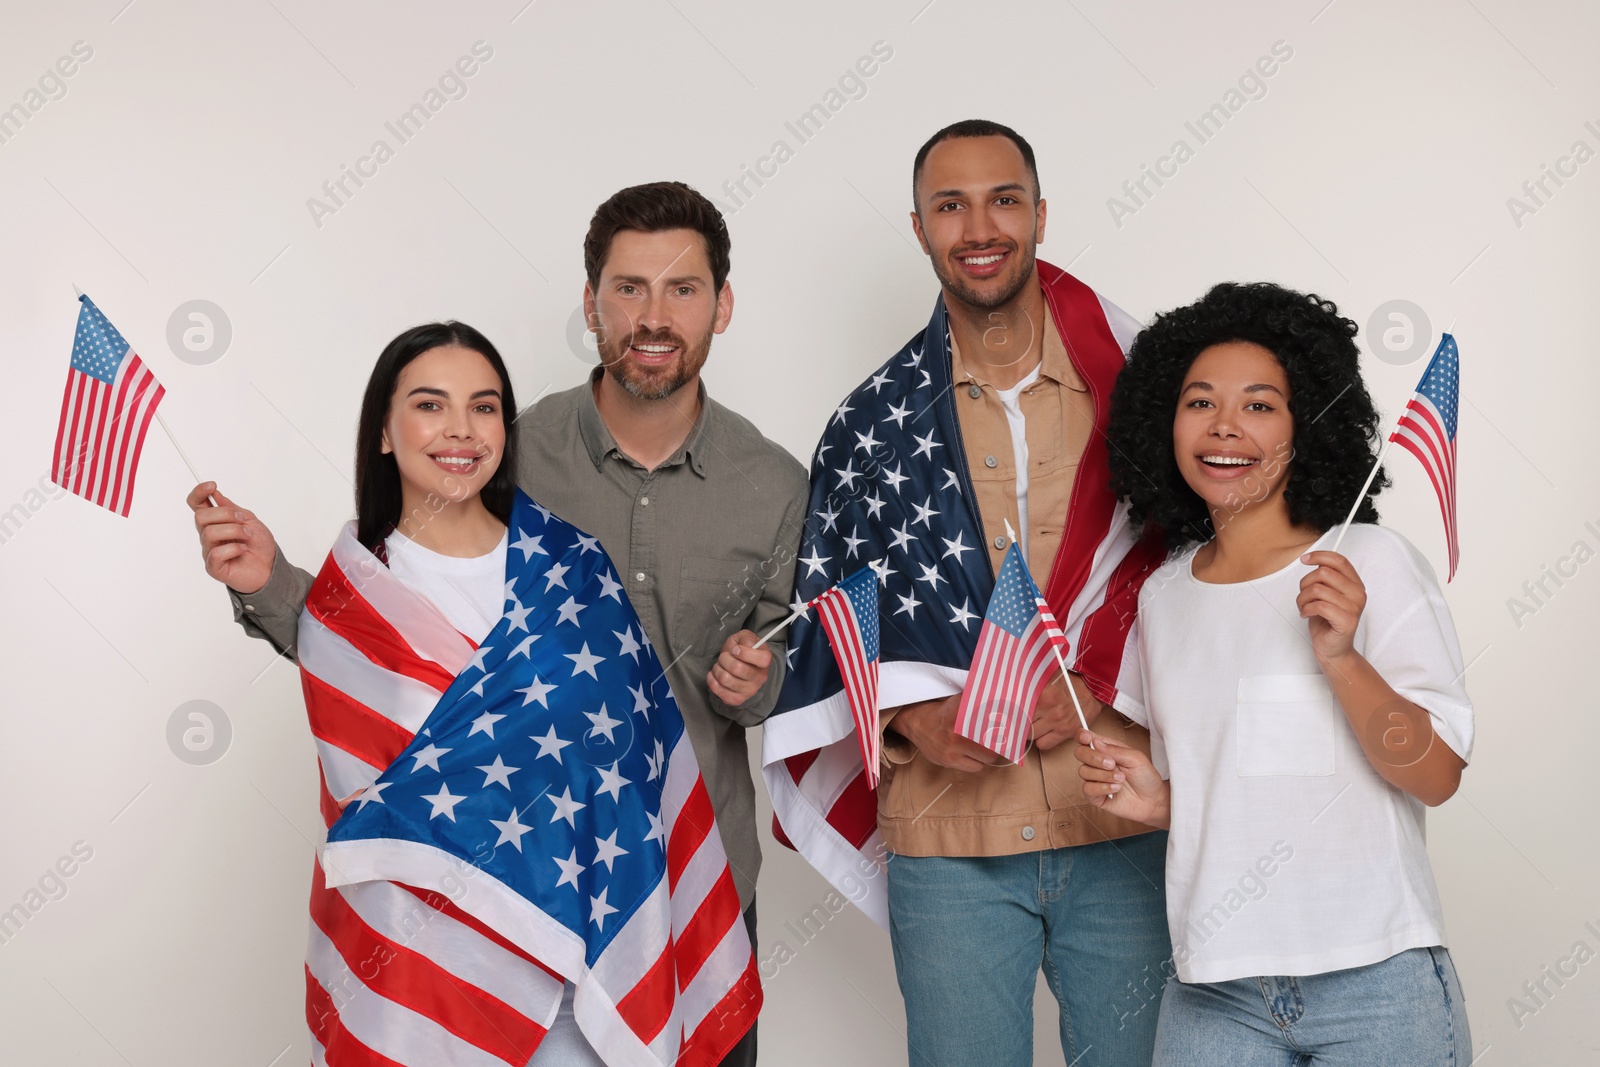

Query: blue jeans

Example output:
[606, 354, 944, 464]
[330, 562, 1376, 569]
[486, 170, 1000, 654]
[1152, 946, 1471, 1066]
[887, 832, 1170, 1067]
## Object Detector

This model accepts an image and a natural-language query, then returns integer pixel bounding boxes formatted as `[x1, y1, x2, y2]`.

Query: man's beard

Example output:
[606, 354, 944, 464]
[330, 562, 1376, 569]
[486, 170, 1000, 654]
[930, 237, 1038, 310]
[596, 324, 712, 401]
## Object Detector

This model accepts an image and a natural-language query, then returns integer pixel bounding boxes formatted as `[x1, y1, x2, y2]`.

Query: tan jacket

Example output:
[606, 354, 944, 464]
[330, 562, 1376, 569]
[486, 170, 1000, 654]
[877, 305, 1158, 857]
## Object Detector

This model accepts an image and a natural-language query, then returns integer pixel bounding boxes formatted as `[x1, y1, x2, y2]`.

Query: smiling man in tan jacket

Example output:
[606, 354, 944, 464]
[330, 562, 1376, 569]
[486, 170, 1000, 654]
[768, 120, 1170, 1067]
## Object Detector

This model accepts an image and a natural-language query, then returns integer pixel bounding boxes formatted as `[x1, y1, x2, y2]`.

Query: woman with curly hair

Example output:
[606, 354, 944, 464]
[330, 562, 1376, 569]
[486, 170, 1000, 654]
[1074, 282, 1474, 1064]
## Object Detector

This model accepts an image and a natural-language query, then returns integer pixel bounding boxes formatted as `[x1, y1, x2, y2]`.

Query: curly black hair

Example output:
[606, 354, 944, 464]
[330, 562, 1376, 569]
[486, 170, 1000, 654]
[1107, 281, 1389, 551]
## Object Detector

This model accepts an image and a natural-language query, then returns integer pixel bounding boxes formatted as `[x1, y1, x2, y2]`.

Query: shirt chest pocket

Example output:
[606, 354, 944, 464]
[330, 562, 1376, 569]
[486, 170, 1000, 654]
[1235, 674, 1338, 777]
[673, 555, 764, 667]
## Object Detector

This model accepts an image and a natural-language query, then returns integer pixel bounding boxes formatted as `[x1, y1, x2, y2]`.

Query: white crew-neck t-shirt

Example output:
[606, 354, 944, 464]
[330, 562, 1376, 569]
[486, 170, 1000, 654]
[994, 365, 1041, 561]
[1114, 524, 1474, 984]
[382, 528, 507, 643]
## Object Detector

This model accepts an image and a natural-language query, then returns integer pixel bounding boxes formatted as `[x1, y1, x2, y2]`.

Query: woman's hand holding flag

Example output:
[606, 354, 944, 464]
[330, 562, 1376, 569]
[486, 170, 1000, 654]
[186, 481, 278, 595]
[1073, 728, 1170, 829]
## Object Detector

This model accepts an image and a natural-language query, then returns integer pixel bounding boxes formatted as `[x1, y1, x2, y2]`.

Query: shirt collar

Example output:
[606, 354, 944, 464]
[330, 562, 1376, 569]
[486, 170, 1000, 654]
[947, 295, 1087, 393]
[577, 369, 712, 477]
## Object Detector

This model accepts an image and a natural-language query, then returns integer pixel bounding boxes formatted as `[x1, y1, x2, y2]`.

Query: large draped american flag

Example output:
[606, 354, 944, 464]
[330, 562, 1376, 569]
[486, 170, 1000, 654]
[764, 263, 1167, 925]
[301, 489, 758, 1067]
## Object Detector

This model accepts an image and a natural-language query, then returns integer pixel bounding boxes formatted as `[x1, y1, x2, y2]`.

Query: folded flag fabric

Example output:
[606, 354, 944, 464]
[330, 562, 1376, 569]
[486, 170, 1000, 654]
[809, 567, 882, 788]
[954, 541, 1071, 765]
[50, 293, 165, 517]
[301, 489, 759, 1067]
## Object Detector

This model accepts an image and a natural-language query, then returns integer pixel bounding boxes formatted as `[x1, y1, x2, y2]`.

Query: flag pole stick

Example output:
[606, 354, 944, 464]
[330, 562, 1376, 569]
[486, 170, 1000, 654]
[1045, 630, 1090, 733]
[1329, 424, 1397, 555]
[752, 602, 807, 650]
[124, 290, 217, 505]
[1005, 519, 1090, 733]
[154, 410, 214, 504]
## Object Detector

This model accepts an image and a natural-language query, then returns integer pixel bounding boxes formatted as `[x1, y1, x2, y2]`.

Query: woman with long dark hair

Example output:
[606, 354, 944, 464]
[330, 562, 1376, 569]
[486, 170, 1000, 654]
[349, 320, 518, 561]
[193, 322, 616, 1065]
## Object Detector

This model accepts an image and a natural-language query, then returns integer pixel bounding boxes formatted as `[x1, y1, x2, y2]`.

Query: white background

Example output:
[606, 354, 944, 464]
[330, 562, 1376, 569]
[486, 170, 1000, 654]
[2, 1, 1598, 1064]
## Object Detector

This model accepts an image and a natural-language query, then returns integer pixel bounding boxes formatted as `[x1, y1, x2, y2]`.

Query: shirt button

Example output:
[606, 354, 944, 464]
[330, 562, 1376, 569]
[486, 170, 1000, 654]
[635, 572, 646, 582]
[993, 536, 1006, 550]
[1021, 826, 1036, 841]
[967, 384, 982, 399]
[640, 496, 650, 506]
[243, 604, 257, 613]
[984, 455, 998, 468]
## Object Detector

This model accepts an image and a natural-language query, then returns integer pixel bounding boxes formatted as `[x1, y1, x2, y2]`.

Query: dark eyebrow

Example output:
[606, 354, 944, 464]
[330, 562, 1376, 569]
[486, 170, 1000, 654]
[929, 182, 1029, 200]
[1179, 381, 1286, 399]
[405, 386, 502, 400]
[612, 273, 708, 287]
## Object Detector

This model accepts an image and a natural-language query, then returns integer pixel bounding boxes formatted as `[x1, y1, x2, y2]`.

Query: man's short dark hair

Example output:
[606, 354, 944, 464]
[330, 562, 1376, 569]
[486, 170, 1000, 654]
[912, 119, 1040, 207]
[584, 181, 732, 294]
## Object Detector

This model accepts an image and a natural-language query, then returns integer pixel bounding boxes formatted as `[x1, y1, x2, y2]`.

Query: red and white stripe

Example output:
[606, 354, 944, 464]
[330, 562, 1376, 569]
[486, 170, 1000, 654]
[767, 737, 889, 920]
[1391, 396, 1458, 580]
[811, 586, 881, 788]
[320, 718, 760, 1067]
[298, 524, 561, 1067]
[50, 353, 164, 517]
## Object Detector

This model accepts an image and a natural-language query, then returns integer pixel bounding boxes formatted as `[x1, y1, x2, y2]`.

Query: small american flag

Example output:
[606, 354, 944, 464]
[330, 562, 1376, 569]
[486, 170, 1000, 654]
[810, 568, 882, 788]
[1391, 334, 1460, 581]
[51, 294, 165, 517]
[954, 541, 1070, 764]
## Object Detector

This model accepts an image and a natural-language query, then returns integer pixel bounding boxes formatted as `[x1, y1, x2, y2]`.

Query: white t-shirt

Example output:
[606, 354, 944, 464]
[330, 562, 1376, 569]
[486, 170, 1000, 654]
[383, 527, 507, 644]
[1114, 524, 1474, 984]
[995, 365, 1041, 561]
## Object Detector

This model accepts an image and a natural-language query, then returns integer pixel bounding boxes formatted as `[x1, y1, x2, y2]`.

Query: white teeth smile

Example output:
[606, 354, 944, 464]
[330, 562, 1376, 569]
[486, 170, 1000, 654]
[634, 344, 674, 353]
[1201, 456, 1256, 466]
[963, 253, 1004, 266]
[432, 456, 478, 468]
